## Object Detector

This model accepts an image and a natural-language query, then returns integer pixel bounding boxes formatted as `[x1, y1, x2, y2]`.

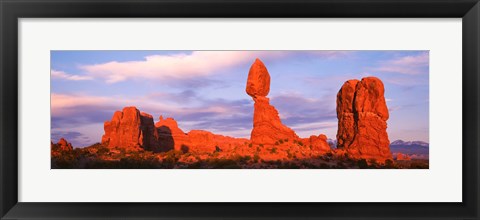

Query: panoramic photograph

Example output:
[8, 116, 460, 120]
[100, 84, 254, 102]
[51, 50, 429, 169]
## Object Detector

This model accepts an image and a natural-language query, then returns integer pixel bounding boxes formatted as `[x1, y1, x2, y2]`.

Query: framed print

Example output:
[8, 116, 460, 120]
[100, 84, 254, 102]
[1, 0, 479, 219]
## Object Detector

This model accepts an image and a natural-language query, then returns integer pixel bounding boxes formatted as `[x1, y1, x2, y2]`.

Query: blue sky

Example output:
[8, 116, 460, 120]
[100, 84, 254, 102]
[51, 51, 429, 147]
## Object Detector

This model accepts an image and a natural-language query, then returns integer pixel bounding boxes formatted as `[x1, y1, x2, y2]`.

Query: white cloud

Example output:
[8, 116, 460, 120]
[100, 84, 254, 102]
[79, 51, 353, 84]
[80, 51, 280, 83]
[51, 70, 93, 81]
[370, 52, 429, 75]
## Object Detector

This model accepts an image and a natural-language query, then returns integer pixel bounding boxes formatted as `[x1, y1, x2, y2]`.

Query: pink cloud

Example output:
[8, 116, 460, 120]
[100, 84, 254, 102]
[80, 51, 282, 83]
[51, 93, 111, 117]
[370, 52, 429, 75]
[79, 51, 353, 83]
[51, 70, 93, 81]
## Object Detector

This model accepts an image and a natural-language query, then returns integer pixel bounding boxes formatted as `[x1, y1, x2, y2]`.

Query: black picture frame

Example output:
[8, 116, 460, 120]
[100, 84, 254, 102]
[1, 0, 479, 219]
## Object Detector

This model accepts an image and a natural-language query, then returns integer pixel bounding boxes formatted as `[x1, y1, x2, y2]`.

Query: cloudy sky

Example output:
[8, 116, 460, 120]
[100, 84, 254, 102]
[51, 50, 429, 147]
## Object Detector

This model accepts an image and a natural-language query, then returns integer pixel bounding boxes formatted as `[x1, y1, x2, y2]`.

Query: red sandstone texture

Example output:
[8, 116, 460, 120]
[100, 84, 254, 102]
[336, 77, 392, 162]
[155, 116, 189, 152]
[246, 59, 300, 145]
[77, 59, 395, 165]
[57, 138, 73, 151]
[101, 108, 248, 154]
[51, 138, 73, 157]
[101, 107, 159, 151]
[396, 153, 411, 161]
[246, 58, 271, 98]
[95, 58, 333, 160]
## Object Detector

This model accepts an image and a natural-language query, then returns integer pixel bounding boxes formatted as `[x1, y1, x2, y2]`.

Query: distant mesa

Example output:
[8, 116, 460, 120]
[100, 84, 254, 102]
[390, 140, 429, 159]
[336, 77, 392, 163]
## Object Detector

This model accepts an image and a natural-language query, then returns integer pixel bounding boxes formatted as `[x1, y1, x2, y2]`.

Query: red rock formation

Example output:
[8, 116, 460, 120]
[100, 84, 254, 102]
[396, 153, 411, 161]
[307, 134, 331, 153]
[336, 77, 392, 162]
[246, 58, 299, 145]
[246, 58, 270, 98]
[154, 116, 249, 154]
[51, 138, 73, 157]
[57, 138, 73, 151]
[101, 106, 159, 151]
[155, 116, 189, 152]
[187, 130, 248, 154]
[58, 138, 73, 151]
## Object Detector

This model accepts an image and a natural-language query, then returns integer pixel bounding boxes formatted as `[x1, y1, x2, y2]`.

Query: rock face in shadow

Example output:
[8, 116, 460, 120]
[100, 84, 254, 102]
[246, 58, 299, 145]
[155, 116, 189, 152]
[101, 106, 159, 151]
[336, 77, 392, 162]
[101, 109, 249, 154]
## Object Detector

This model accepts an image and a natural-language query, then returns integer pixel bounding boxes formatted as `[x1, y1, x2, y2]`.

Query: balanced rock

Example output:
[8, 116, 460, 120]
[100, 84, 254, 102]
[101, 106, 159, 151]
[246, 58, 271, 98]
[246, 58, 298, 145]
[336, 77, 392, 162]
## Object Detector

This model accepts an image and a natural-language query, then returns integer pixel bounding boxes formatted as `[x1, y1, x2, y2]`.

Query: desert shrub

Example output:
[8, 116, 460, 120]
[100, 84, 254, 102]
[298, 141, 304, 146]
[275, 141, 279, 145]
[164, 150, 182, 164]
[286, 150, 293, 159]
[97, 147, 110, 155]
[384, 159, 395, 168]
[357, 159, 369, 169]
[259, 144, 264, 147]
[336, 161, 347, 169]
[253, 153, 260, 162]
[248, 143, 253, 148]
[279, 162, 301, 169]
[207, 158, 240, 169]
[278, 139, 284, 144]
[187, 162, 202, 169]
[319, 163, 330, 169]
[284, 139, 289, 142]
[215, 146, 222, 152]
[410, 162, 429, 169]
[270, 147, 277, 154]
